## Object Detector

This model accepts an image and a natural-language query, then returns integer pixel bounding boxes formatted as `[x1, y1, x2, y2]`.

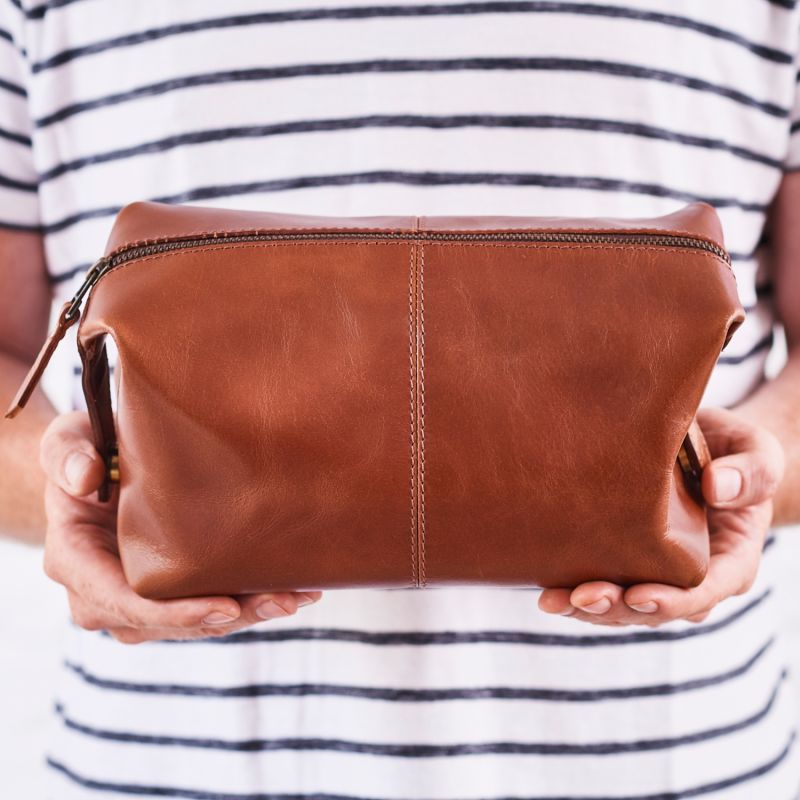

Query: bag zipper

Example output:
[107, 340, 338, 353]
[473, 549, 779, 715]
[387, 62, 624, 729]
[4, 227, 730, 420]
[62, 228, 731, 323]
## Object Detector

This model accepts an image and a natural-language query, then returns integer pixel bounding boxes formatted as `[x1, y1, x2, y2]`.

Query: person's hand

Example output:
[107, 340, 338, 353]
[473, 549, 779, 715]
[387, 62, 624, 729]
[39, 411, 322, 644]
[539, 407, 785, 627]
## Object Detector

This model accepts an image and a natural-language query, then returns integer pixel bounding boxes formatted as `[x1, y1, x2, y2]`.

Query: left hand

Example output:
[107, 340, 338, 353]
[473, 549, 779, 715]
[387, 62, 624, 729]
[539, 407, 785, 627]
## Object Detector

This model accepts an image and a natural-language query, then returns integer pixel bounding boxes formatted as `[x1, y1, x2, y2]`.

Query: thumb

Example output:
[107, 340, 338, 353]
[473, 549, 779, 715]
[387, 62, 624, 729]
[702, 447, 783, 509]
[40, 412, 106, 497]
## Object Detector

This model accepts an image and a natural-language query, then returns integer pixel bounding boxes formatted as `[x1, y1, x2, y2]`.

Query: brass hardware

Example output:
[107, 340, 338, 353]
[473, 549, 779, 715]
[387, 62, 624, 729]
[108, 448, 120, 483]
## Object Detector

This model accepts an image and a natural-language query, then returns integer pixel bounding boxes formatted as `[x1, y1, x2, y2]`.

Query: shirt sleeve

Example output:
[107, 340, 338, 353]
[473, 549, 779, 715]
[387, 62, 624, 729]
[786, 30, 800, 172]
[0, 1, 39, 230]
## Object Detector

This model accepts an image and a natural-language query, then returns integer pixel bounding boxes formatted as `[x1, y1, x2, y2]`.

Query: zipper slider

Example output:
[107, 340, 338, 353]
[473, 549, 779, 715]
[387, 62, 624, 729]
[4, 257, 108, 420]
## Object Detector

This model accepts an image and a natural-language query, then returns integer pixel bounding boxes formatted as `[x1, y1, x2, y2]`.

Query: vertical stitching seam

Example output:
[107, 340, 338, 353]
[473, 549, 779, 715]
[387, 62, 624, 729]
[418, 242, 427, 588]
[408, 236, 418, 588]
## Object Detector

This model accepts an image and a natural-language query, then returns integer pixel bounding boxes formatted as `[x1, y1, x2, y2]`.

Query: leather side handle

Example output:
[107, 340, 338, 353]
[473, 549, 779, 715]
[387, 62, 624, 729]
[678, 419, 711, 506]
[78, 333, 118, 502]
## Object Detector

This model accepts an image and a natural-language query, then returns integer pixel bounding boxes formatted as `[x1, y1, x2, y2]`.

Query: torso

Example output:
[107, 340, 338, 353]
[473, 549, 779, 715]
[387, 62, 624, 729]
[2, 1, 798, 796]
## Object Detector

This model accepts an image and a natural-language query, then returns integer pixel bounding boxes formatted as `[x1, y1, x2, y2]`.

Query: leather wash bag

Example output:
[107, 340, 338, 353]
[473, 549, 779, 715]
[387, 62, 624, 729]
[7, 201, 744, 598]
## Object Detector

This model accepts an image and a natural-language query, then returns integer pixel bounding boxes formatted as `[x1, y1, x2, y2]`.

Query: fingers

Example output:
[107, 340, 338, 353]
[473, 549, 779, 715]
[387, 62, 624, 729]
[696, 408, 785, 509]
[46, 521, 243, 630]
[624, 507, 766, 623]
[570, 582, 625, 615]
[539, 583, 636, 626]
[47, 514, 323, 634]
[83, 592, 323, 644]
[538, 588, 575, 616]
[540, 518, 764, 628]
[40, 411, 326, 644]
[703, 452, 782, 510]
[40, 411, 106, 497]
[237, 591, 322, 625]
[53, 522, 323, 641]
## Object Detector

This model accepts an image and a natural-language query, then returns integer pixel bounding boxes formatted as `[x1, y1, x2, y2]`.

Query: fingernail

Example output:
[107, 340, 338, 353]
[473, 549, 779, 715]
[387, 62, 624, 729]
[577, 597, 611, 615]
[297, 593, 318, 608]
[203, 611, 237, 625]
[714, 467, 742, 503]
[65, 452, 93, 489]
[628, 601, 658, 614]
[256, 599, 290, 620]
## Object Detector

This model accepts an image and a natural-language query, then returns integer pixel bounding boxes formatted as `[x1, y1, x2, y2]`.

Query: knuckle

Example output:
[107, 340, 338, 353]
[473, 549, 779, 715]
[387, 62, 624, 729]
[69, 600, 105, 632]
[651, 607, 679, 625]
[75, 614, 105, 632]
[735, 572, 757, 597]
[38, 428, 65, 469]
[42, 547, 63, 583]
[112, 603, 143, 629]
[749, 458, 781, 501]
[109, 628, 145, 645]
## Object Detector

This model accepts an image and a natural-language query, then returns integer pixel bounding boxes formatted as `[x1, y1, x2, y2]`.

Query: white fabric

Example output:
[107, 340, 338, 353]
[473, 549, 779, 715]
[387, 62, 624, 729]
[0, 1, 798, 797]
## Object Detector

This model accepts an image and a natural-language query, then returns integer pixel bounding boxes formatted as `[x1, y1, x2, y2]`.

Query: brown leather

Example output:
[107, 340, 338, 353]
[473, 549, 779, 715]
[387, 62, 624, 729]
[4, 301, 78, 420]
[10, 201, 746, 597]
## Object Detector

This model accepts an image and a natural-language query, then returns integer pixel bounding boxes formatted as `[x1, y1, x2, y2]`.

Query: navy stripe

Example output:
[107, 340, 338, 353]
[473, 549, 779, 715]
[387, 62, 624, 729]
[0, 124, 31, 147]
[791, 120, 800, 133]
[178, 588, 771, 648]
[757, 281, 775, 299]
[718, 331, 775, 366]
[44, 730, 799, 799]
[0, 218, 40, 233]
[0, 75, 26, 97]
[743, 298, 763, 314]
[35, 170, 769, 236]
[0, 170, 36, 191]
[766, 0, 796, 9]
[33, 58, 790, 129]
[52, 672, 788, 755]
[0, 29, 26, 59]
[29, 2, 793, 74]
[52, 262, 91, 284]
[62, 637, 776, 701]
[35, 114, 783, 183]
[738, 283, 775, 314]
[18, 0, 82, 21]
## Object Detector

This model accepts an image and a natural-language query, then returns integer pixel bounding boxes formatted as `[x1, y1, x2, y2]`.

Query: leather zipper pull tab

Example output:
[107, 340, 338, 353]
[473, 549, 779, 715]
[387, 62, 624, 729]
[5, 256, 108, 420]
[4, 301, 80, 419]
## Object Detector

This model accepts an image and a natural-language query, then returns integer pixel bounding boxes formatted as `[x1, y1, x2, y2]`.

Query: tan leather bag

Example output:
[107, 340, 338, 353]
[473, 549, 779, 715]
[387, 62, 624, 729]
[7, 201, 744, 598]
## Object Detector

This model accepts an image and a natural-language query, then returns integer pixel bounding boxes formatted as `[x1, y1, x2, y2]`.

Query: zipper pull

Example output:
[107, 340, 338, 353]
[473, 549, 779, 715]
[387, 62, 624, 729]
[4, 257, 107, 420]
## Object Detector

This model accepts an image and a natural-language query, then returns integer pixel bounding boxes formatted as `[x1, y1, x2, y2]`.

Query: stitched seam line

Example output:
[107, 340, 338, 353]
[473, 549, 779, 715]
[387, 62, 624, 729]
[408, 239, 417, 588]
[95, 241, 732, 280]
[418, 242, 427, 588]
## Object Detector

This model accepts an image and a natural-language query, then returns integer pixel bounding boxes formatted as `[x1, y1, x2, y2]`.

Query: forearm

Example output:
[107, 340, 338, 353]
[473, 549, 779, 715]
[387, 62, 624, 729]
[735, 349, 800, 526]
[0, 351, 56, 543]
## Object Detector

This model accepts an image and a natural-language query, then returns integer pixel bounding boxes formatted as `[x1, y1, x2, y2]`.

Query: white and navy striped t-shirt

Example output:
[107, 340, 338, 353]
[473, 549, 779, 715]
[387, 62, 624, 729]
[2, 1, 800, 798]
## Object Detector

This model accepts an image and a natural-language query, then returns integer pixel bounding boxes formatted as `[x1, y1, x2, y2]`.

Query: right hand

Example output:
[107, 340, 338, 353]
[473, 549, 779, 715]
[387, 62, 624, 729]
[39, 411, 322, 644]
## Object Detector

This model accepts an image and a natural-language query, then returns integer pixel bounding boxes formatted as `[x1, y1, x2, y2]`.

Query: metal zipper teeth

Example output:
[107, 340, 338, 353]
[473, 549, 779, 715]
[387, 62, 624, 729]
[66, 230, 730, 320]
[103, 230, 731, 267]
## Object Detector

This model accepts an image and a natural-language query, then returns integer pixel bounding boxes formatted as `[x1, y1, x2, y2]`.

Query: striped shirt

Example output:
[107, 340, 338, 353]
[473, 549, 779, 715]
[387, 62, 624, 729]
[2, 1, 800, 797]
